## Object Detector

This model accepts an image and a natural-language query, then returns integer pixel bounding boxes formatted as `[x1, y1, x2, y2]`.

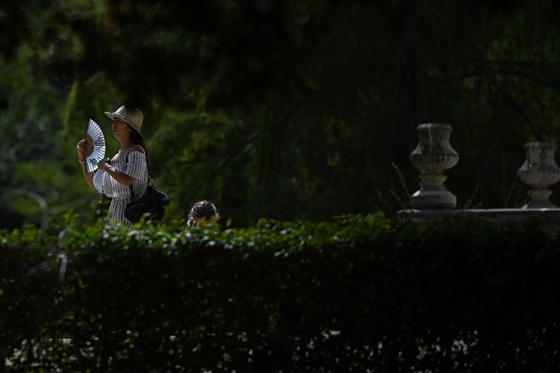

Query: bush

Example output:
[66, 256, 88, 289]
[1, 214, 560, 372]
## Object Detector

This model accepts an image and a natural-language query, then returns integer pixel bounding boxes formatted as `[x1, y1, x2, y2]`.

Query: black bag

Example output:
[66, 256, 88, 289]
[125, 185, 170, 223]
[124, 154, 170, 223]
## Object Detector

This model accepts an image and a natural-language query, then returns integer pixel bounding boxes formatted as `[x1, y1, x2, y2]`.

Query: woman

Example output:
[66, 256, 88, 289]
[76, 105, 149, 228]
[187, 200, 221, 228]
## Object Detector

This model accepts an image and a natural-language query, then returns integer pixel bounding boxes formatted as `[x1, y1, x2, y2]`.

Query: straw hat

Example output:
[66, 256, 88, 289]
[104, 105, 144, 138]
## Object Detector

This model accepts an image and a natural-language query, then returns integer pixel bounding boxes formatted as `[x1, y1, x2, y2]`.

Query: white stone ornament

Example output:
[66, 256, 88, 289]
[517, 142, 560, 208]
[409, 123, 459, 209]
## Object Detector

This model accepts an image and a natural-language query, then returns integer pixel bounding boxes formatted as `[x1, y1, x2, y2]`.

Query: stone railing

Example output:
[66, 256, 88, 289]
[397, 123, 560, 234]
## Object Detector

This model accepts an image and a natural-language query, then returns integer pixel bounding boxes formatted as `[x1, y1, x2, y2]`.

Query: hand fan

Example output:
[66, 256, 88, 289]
[84, 119, 106, 173]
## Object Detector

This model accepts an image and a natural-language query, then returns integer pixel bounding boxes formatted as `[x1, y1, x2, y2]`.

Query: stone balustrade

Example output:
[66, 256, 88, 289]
[397, 123, 560, 235]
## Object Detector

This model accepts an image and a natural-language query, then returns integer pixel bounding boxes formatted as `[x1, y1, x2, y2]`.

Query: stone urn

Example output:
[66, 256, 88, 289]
[409, 123, 459, 209]
[517, 142, 560, 208]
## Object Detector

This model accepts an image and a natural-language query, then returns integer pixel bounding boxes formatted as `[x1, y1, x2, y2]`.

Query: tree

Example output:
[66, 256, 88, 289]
[3, 0, 560, 228]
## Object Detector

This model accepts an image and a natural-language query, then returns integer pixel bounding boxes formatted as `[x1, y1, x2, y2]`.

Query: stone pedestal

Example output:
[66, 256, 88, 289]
[517, 142, 560, 208]
[409, 123, 459, 209]
[397, 208, 560, 236]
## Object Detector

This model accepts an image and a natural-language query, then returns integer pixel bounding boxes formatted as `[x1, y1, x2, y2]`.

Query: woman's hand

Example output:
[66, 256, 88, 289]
[76, 139, 87, 161]
[97, 158, 114, 172]
[97, 157, 134, 186]
[77, 138, 95, 188]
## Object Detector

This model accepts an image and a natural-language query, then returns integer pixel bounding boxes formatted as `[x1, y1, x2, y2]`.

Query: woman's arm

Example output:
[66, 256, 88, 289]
[76, 139, 95, 189]
[97, 146, 146, 187]
[97, 159, 136, 186]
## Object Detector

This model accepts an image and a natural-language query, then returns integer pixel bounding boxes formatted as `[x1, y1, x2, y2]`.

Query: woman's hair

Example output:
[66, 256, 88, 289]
[129, 125, 149, 159]
[187, 200, 220, 228]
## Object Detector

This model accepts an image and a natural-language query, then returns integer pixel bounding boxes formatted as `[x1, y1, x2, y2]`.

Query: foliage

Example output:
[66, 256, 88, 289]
[3, 0, 560, 229]
[2, 214, 560, 371]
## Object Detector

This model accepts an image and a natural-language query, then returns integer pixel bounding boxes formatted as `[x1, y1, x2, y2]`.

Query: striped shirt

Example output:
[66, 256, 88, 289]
[101, 150, 148, 228]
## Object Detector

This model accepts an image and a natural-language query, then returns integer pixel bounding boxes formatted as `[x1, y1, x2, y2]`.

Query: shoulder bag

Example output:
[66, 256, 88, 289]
[124, 153, 170, 223]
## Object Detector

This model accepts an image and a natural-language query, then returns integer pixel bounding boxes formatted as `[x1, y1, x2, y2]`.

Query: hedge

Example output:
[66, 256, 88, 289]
[1, 214, 560, 372]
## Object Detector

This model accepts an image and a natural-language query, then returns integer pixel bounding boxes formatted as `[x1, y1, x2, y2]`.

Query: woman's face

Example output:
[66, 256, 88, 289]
[111, 117, 131, 140]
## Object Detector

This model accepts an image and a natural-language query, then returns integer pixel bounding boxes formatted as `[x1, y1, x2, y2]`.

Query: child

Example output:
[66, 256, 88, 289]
[187, 200, 221, 228]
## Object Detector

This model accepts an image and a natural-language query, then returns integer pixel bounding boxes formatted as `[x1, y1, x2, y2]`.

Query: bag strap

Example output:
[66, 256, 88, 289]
[126, 154, 135, 201]
[126, 148, 153, 202]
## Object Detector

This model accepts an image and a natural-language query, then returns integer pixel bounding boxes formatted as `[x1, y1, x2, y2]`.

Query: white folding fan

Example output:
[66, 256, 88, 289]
[84, 118, 106, 173]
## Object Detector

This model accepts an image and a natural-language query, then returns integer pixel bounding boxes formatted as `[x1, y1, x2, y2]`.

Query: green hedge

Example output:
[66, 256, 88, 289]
[1, 214, 560, 372]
